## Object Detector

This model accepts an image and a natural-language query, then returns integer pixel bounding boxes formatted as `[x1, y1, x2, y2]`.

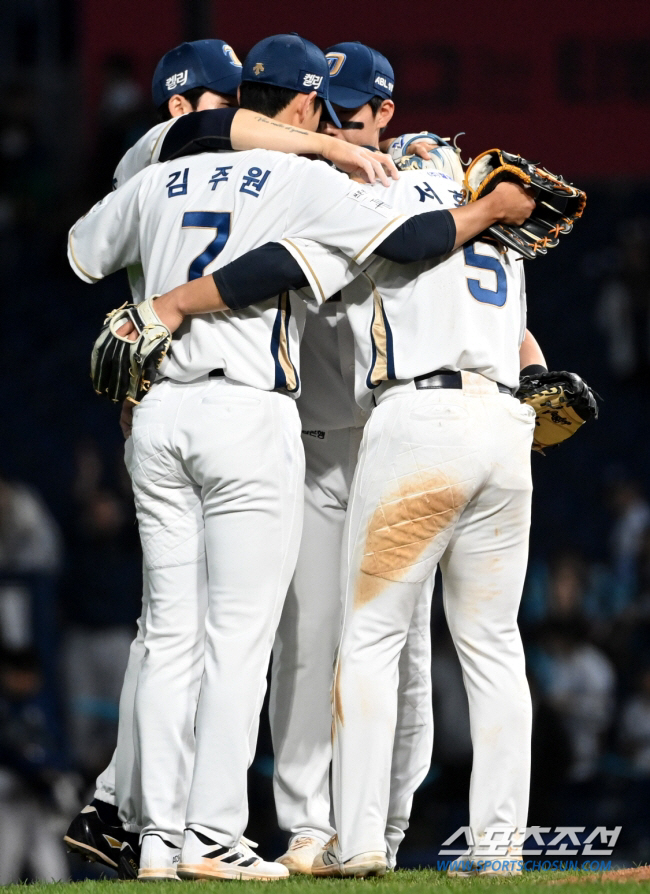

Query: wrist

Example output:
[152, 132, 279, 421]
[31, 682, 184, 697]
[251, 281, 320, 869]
[153, 292, 184, 332]
[315, 132, 333, 159]
[482, 190, 502, 226]
[520, 364, 548, 377]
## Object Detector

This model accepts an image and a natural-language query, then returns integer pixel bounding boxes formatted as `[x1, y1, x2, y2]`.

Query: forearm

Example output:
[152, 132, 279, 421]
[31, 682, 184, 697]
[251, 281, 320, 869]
[519, 328, 548, 373]
[231, 109, 328, 155]
[449, 193, 502, 250]
[160, 108, 333, 161]
[154, 276, 227, 331]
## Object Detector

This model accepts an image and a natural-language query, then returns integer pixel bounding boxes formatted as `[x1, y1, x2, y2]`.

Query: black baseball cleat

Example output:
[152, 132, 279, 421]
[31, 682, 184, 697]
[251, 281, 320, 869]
[64, 803, 138, 869]
[118, 840, 141, 879]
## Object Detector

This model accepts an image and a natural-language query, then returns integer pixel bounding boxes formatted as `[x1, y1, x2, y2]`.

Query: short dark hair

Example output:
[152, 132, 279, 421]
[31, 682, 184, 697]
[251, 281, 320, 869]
[239, 81, 323, 119]
[368, 95, 384, 115]
[157, 86, 215, 121]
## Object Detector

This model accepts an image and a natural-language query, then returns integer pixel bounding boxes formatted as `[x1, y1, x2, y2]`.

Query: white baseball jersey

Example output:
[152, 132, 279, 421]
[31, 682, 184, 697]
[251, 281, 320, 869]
[113, 120, 177, 190]
[68, 150, 406, 394]
[112, 120, 178, 303]
[282, 169, 527, 408]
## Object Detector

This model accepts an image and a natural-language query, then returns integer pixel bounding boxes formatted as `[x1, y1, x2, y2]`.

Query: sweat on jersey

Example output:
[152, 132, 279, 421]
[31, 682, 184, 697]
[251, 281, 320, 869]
[68, 149, 407, 396]
[280, 168, 527, 410]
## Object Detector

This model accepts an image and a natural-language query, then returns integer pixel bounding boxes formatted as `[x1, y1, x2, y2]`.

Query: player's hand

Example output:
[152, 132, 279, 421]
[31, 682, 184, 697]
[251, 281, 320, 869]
[120, 400, 133, 439]
[490, 181, 536, 225]
[116, 320, 137, 340]
[405, 139, 437, 160]
[320, 138, 398, 186]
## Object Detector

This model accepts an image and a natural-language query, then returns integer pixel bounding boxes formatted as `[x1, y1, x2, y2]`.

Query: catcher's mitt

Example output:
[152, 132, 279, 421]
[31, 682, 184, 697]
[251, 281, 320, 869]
[465, 149, 587, 259]
[516, 370, 599, 452]
[91, 296, 171, 404]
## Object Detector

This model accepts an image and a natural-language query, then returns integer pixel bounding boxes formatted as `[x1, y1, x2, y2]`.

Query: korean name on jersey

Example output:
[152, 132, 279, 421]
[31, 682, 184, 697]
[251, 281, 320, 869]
[282, 169, 527, 409]
[68, 150, 406, 395]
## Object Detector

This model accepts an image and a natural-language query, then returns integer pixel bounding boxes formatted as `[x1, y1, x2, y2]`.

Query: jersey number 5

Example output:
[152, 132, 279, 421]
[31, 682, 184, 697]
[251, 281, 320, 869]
[463, 244, 506, 307]
[182, 211, 231, 281]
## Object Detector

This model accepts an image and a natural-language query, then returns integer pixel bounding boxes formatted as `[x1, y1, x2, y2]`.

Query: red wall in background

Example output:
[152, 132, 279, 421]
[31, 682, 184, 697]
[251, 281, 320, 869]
[80, 0, 182, 116]
[82, 0, 650, 180]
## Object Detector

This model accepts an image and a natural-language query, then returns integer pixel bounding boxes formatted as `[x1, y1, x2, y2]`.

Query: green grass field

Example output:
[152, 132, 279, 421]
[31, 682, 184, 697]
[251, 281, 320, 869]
[6, 870, 650, 894]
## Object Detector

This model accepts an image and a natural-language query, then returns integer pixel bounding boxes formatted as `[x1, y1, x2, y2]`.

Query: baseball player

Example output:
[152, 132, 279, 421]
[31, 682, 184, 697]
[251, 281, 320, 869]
[271, 43, 444, 874]
[64, 36, 396, 880]
[278, 178, 537, 876]
[69, 32, 529, 880]
[64, 38, 242, 875]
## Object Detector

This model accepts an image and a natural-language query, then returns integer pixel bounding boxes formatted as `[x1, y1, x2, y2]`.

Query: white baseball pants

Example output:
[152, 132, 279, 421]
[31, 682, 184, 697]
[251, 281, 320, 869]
[270, 427, 433, 862]
[129, 377, 304, 847]
[333, 373, 535, 862]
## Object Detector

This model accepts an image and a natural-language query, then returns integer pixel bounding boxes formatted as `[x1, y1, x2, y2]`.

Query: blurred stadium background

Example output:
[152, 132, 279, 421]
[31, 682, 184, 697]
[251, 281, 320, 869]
[1, 0, 649, 881]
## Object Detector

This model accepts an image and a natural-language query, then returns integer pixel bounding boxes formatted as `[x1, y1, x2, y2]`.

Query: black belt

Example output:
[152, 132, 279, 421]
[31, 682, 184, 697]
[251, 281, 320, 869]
[209, 368, 225, 378]
[414, 369, 514, 396]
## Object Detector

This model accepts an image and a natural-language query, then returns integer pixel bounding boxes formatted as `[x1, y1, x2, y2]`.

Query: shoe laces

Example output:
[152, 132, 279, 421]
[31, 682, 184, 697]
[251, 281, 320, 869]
[238, 835, 260, 862]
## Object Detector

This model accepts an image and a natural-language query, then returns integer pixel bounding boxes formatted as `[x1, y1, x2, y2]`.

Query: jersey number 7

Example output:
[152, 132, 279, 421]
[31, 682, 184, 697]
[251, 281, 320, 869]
[182, 211, 231, 281]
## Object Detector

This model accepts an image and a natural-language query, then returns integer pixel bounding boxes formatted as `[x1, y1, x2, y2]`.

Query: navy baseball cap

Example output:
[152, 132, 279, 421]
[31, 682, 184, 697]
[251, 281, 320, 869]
[242, 33, 341, 127]
[325, 42, 394, 109]
[152, 39, 242, 108]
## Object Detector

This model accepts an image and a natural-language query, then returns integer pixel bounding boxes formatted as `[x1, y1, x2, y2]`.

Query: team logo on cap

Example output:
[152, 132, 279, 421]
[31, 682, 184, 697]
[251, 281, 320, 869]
[165, 70, 188, 91]
[374, 74, 394, 93]
[326, 53, 346, 77]
[303, 73, 323, 89]
[253, 62, 265, 76]
[222, 44, 242, 67]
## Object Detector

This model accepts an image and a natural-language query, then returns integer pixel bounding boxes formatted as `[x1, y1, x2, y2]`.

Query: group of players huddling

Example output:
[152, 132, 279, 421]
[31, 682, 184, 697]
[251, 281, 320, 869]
[64, 32, 546, 880]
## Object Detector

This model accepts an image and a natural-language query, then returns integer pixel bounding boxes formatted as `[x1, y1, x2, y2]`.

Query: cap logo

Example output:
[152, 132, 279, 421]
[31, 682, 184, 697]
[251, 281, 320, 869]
[223, 44, 242, 67]
[165, 70, 188, 92]
[326, 53, 346, 77]
[253, 62, 265, 76]
[303, 73, 323, 89]
[374, 74, 394, 93]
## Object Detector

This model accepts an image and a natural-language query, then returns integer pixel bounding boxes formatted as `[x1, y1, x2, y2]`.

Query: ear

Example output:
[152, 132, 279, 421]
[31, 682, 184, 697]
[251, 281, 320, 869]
[297, 90, 319, 124]
[168, 94, 193, 118]
[376, 99, 395, 130]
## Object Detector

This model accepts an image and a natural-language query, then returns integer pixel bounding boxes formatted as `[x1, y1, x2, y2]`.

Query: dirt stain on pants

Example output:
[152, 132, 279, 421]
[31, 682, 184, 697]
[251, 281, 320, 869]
[355, 470, 470, 609]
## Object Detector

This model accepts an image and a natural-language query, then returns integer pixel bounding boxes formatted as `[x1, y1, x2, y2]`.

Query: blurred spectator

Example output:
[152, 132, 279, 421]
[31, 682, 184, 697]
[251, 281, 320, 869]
[0, 647, 70, 883]
[0, 474, 62, 575]
[620, 667, 650, 775]
[61, 444, 141, 780]
[88, 54, 150, 197]
[99, 54, 145, 123]
[539, 621, 616, 782]
[608, 476, 650, 587]
[596, 218, 650, 383]
[0, 474, 63, 673]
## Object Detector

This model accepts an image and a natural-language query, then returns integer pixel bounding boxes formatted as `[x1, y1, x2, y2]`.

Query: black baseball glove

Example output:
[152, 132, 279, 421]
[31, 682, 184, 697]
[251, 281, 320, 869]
[465, 149, 587, 259]
[91, 297, 171, 404]
[516, 370, 599, 451]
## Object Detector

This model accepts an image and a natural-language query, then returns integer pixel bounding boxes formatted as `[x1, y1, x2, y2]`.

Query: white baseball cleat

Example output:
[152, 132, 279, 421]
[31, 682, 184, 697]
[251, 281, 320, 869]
[275, 835, 326, 874]
[137, 833, 181, 880]
[177, 828, 289, 881]
[312, 836, 387, 878]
